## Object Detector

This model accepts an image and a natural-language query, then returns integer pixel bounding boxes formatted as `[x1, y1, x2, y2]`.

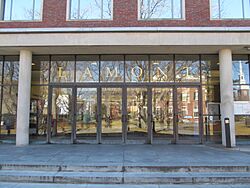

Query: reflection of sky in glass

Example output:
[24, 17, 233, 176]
[4, 0, 42, 20]
[212, 0, 250, 19]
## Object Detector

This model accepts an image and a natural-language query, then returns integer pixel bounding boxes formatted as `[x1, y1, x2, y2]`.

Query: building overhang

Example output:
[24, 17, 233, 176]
[0, 28, 250, 55]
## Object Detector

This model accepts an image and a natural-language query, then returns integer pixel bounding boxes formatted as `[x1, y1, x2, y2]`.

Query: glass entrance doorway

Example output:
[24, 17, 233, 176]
[152, 88, 174, 143]
[48, 86, 202, 144]
[127, 88, 149, 143]
[75, 88, 97, 143]
[101, 88, 123, 143]
[176, 87, 201, 143]
[49, 87, 73, 144]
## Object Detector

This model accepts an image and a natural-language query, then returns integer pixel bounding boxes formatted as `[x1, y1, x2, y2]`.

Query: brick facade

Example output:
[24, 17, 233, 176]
[0, 0, 250, 28]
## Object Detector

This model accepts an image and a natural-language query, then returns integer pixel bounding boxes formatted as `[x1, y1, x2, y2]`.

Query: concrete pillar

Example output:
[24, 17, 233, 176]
[219, 49, 236, 147]
[16, 50, 32, 146]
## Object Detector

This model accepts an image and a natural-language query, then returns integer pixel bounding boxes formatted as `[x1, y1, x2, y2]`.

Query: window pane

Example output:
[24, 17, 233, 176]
[30, 86, 48, 137]
[201, 55, 220, 85]
[76, 55, 99, 82]
[3, 56, 19, 85]
[220, 0, 243, 19]
[103, 0, 112, 19]
[3, 0, 42, 20]
[211, 0, 220, 19]
[34, 0, 42, 20]
[150, 55, 174, 82]
[32, 56, 50, 85]
[175, 55, 200, 82]
[244, 0, 250, 18]
[1, 86, 18, 136]
[233, 85, 250, 101]
[150, 0, 172, 19]
[0, 56, 3, 84]
[233, 55, 249, 85]
[100, 55, 124, 82]
[70, 0, 112, 20]
[140, 0, 182, 19]
[173, 0, 182, 18]
[235, 116, 250, 138]
[3, 0, 11, 20]
[50, 56, 75, 83]
[70, 0, 79, 19]
[125, 55, 149, 82]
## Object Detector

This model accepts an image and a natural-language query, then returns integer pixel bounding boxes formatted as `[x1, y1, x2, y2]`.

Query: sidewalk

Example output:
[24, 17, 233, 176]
[0, 144, 250, 166]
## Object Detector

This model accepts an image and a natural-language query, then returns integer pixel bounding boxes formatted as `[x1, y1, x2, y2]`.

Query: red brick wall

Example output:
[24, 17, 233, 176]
[1, 0, 250, 28]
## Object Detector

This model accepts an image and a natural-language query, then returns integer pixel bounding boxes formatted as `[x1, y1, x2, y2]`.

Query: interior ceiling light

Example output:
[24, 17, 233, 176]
[244, 47, 250, 51]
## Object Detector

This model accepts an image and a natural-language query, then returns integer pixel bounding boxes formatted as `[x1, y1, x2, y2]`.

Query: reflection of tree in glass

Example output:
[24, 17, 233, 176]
[71, 0, 112, 19]
[2, 87, 17, 115]
[175, 60, 200, 82]
[126, 60, 148, 82]
[4, 61, 19, 84]
[140, 0, 183, 19]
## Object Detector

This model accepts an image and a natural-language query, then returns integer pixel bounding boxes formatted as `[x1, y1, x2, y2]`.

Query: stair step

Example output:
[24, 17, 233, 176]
[1, 164, 250, 172]
[1, 170, 250, 184]
[2, 183, 250, 188]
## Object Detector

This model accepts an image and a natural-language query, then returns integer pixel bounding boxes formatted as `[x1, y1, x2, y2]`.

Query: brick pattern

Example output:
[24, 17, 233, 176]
[0, 0, 250, 28]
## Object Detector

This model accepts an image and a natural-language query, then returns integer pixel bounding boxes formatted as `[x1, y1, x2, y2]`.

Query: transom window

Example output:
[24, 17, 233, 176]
[211, 0, 250, 19]
[0, 0, 43, 21]
[69, 0, 112, 20]
[139, 0, 183, 20]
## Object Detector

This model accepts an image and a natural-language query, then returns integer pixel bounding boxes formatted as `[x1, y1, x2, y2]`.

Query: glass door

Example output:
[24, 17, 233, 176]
[101, 88, 123, 143]
[48, 87, 74, 144]
[176, 87, 200, 143]
[152, 88, 174, 143]
[75, 88, 97, 143]
[127, 88, 149, 143]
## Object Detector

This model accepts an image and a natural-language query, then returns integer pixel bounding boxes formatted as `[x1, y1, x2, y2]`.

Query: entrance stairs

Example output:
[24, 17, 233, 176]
[0, 164, 250, 186]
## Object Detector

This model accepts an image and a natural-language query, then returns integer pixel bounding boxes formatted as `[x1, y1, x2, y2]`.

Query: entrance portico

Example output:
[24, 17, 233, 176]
[1, 30, 249, 146]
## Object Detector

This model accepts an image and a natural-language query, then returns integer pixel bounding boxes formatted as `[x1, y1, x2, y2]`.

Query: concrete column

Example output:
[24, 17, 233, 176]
[16, 50, 32, 146]
[219, 49, 236, 147]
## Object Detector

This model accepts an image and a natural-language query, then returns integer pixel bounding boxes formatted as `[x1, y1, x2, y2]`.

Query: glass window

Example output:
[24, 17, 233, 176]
[2, 0, 43, 21]
[32, 56, 49, 85]
[3, 56, 19, 85]
[211, 0, 250, 19]
[0, 56, 3, 84]
[100, 55, 124, 82]
[235, 115, 250, 138]
[201, 55, 220, 85]
[125, 55, 149, 82]
[76, 55, 99, 82]
[233, 55, 249, 85]
[233, 85, 250, 101]
[50, 56, 75, 83]
[69, 0, 112, 20]
[150, 55, 174, 82]
[30, 86, 48, 137]
[139, 0, 183, 19]
[175, 55, 200, 82]
[1, 86, 18, 136]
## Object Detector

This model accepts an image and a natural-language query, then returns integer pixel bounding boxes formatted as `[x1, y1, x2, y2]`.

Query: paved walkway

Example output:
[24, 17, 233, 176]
[0, 144, 250, 166]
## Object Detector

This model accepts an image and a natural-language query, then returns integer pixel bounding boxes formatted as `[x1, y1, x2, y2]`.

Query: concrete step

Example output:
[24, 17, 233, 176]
[2, 183, 250, 188]
[0, 170, 250, 184]
[1, 164, 250, 173]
